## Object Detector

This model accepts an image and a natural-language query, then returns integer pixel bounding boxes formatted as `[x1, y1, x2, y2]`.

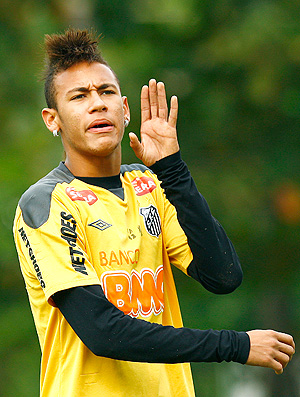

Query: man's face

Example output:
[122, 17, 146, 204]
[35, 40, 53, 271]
[52, 62, 129, 163]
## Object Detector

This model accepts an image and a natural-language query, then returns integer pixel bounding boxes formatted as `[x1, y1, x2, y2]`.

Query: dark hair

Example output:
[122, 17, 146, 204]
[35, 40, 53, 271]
[43, 28, 118, 109]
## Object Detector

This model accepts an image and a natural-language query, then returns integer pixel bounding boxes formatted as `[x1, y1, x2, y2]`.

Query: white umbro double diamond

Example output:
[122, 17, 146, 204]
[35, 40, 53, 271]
[88, 219, 112, 231]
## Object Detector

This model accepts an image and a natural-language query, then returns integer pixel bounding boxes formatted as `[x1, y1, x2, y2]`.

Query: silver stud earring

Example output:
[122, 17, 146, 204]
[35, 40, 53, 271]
[53, 129, 59, 137]
[124, 119, 130, 128]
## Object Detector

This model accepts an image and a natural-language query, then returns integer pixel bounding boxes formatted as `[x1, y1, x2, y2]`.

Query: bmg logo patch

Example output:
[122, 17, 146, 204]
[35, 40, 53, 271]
[139, 205, 161, 237]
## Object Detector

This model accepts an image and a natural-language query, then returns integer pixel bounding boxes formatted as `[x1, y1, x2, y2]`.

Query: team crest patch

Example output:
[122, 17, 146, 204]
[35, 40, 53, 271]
[88, 219, 112, 231]
[139, 205, 161, 237]
[131, 176, 156, 196]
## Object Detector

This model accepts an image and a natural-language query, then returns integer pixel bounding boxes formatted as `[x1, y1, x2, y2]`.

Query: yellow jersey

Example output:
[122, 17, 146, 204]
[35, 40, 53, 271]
[14, 161, 195, 397]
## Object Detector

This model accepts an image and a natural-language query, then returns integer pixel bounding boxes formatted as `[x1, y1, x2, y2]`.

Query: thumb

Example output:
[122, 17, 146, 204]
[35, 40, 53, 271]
[129, 132, 144, 160]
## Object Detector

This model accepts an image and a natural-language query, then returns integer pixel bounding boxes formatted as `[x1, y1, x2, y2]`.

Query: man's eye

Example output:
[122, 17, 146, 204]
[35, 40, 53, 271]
[102, 90, 115, 95]
[72, 94, 85, 100]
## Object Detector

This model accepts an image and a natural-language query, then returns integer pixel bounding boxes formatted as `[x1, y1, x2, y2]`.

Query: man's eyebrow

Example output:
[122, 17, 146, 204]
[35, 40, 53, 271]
[66, 83, 118, 96]
[67, 87, 89, 95]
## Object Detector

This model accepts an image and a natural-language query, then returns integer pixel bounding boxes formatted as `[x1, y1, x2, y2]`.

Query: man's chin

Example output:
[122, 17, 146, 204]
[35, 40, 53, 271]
[88, 142, 121, 158]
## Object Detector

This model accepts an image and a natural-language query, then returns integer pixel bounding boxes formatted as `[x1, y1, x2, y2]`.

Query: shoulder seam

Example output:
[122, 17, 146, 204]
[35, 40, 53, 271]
[121, 163, 153, 175]
[19, 164, 74, 229]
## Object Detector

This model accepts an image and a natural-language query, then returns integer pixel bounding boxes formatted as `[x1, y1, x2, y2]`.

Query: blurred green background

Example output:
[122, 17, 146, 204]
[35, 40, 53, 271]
[1, 0, 300, 395]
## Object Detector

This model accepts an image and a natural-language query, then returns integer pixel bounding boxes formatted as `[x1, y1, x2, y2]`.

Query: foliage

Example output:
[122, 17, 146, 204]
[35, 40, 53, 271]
[1, 0, 300, 395]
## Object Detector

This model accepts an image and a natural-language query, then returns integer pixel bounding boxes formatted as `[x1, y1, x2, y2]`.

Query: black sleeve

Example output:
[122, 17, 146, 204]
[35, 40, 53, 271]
[52, 284, 250, 364]
[150, 151, 243, 294]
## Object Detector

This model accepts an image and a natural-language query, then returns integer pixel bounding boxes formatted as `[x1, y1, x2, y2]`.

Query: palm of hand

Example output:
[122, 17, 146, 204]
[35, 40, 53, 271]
[138, 117, 179, 166]
[129, 79, 179, 167]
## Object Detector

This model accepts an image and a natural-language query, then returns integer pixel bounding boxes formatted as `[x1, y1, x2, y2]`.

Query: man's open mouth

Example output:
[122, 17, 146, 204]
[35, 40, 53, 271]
[88, 120, 114, 132]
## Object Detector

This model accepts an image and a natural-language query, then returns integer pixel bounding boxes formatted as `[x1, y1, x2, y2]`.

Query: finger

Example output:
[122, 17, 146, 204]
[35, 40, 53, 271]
[275, 367, 283, 375]
[277, 332, 296, 350]
[129, 131, 141, 150]
[278, 341, 295, 361]
[141, 85, 150, 124]
[274, 350, 293, 369]
[157, 82, 168, 120]
[168, 95, 178, 128]
[268, 357, 284, 374]
[129, 131, 140, 147]
[149, 79, 158, 118]
[129, 132, 144, 160]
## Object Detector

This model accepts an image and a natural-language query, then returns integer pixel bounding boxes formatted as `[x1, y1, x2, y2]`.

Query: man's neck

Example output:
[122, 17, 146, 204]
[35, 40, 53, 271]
[65, 150, 121, 177]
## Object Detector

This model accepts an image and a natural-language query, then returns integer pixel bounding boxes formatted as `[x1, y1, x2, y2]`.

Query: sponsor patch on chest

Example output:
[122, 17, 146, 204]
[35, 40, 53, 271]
[101, 266, 164, 318]
[66, 187, 98, 205]
[131, 176, 156, 196]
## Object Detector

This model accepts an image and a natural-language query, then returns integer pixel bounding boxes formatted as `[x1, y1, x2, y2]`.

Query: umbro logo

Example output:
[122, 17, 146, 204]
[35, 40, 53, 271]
[88, 219, 112, 231]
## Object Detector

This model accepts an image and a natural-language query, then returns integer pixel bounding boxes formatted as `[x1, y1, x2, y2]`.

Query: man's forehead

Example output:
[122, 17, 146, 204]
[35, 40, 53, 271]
[54, 62, 120, 94]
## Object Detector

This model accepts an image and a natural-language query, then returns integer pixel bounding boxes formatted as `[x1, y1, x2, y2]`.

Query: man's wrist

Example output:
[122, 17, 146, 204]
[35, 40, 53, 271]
[149, 151, 181, 174]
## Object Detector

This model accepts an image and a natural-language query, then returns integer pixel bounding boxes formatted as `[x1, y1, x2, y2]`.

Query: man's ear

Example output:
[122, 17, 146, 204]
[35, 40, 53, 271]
[122, 96, 130, 121]
[41, 108, 61, 134]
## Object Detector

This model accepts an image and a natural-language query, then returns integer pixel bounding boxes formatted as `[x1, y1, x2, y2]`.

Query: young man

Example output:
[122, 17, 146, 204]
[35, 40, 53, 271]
[13, 29, 295, 397]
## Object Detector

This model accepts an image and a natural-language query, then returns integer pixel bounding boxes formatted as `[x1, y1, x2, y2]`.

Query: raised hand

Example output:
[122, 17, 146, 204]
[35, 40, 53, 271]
[129, 79, 180, 166]
[246, 330, 295, 374]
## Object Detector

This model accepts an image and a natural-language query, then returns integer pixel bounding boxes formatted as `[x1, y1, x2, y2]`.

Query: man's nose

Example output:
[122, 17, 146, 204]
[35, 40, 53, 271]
[89, 91, 107, 112]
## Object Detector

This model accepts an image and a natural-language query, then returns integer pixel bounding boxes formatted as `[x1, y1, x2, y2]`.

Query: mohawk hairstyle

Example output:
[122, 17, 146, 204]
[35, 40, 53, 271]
[43, 28, 117, 109]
